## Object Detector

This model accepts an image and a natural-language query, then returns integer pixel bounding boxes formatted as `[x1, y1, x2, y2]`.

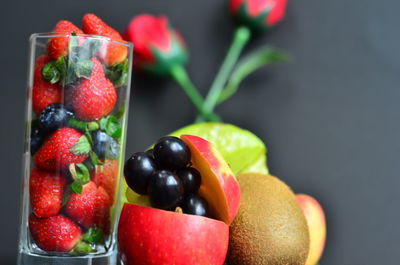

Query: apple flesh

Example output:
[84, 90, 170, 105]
[296, 194, 326, 265]
[180, 135, 240, 225]
[118, 203, 229, 265]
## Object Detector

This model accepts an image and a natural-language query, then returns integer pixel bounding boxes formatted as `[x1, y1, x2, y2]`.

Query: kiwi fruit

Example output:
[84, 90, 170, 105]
[227, 174, 309, 265]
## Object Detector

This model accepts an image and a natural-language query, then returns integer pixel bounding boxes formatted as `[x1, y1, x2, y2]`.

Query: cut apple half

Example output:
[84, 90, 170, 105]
[118, 203, 229, 265]
[180, 135, 240, 225]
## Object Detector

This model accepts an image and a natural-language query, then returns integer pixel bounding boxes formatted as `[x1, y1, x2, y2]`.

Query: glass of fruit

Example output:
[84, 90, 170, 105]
[17, 16, 133, 265]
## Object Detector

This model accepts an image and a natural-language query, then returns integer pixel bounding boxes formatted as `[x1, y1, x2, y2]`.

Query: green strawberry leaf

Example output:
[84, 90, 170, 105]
[170, 123, 269, 175]
[72, 241, 96, 254]
[106, 58, 129, 87]
[68, 119, 100, 132]
[75, 59, 93, 79]
[75, 163, 90, 182]
[82, 228, 104, 244]
[90, 151, 103, 166]
[70, 135, 91, 155]
[99, 115, 122, 139]
[70, 182, 83, 194]
[68, 163, 90, 194]
[41, 62, 60, 84]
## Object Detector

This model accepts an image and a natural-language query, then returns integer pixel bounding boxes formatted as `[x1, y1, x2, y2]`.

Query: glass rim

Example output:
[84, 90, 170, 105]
[30, 32, 133, 48]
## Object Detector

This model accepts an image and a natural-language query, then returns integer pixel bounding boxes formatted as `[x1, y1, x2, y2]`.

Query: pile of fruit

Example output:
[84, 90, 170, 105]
[119, 134, 240, 265]
[119, 123, 327, 265]
[27, 14, 130, 254]
[124, 136, 210, 216]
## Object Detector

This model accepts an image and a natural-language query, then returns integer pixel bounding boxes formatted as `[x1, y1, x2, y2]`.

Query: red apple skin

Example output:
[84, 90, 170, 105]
[180, 135, 240, 225]
[118, 203, 229, 265]
[296, 194, 326, 265]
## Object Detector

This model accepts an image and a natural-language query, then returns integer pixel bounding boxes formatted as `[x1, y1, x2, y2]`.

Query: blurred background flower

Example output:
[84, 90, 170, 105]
[229, 0, 288, 30]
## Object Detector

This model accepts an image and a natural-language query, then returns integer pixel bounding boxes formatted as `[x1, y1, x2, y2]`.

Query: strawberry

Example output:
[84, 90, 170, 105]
[94, 186, 111, 234]
[33, 128, 90, 170]
[29, 168, 66, 218]
[65, 181, 111, 232]
[82, 14, 128, 65]
[92, 159, 118, 203]
[32, 56, 62, 114]
[47, 20, 84, 60]
[70, 58, 117, 121]
[29, 214, 82, 252]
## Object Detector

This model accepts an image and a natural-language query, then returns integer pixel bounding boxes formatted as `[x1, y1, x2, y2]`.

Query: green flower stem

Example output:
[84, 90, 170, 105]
[218, 48, 289, 104]
[170, 65, 220, 122]
[203, 26, 251, 113]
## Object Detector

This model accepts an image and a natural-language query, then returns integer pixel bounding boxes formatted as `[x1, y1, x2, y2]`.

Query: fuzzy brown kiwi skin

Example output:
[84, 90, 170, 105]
[227, 174, 310, 265]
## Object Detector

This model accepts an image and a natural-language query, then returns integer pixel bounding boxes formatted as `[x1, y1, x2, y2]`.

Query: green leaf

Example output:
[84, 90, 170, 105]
[90, 151, 103, 166]
[99, 115, 122, 139]
[68, 119, 99, 132]
[70, 135, 91, 155]
[41, 62, 60, 84]
[82, 228, 104, 244]
[54, 56, 69, 86]
[72, 241, 96, 254]
[68, 163, 90, 194]
[218, 48, 289, 104]
[105, 59, 129, 87]
[70, 181, 83, 194]
[75, 163, 90, 182]
[170, 123, 269, 175]
[75, 60, 93, 79]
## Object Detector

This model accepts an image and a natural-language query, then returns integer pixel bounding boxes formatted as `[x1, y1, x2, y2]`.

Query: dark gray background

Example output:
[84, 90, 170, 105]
[1, 0, 398, 264]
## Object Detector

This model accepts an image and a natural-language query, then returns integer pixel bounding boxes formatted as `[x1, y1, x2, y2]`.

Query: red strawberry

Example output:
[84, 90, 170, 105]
[30, 168, 66, 218]
[32, 56, 62, 114]
[94, 186, 112, 234]
[33, 128, 89, 170]
[47, 20, 85, 60]
[92, 159, 118, 203]
[82, 14, 128, 65]
[65, 181, 111, 231]
[29, 214, 82, 252]
[70, 58, 117, 121]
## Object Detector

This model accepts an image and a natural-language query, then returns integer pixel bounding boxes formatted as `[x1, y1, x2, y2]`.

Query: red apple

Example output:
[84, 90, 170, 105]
[296, 194, 327, 265]
[118, 203, 229, 265]
[180, 135, 240, 225]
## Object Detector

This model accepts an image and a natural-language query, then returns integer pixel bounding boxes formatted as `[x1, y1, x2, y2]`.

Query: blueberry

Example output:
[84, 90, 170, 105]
[153, 136, 190, 170]
[177, 167, 202, 194]
[180, 194, 209, 217]
[124, 152, 157, 195]
[30, 124, 44, 155]
[39, 103, 73, 133]
[92, 130, 120, 160]
[148, 170, 184, 210]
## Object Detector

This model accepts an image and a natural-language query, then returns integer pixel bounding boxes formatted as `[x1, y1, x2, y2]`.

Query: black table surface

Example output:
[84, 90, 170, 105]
[1, 0, 399, 264]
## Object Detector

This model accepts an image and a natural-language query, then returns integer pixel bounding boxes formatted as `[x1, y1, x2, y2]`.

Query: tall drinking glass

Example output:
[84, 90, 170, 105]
[17, 33, 133, 265]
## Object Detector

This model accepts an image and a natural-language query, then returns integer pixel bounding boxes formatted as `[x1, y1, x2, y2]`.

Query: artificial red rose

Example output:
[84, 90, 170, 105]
[124, 15, 188, 76]
[229, 0, 288, 30]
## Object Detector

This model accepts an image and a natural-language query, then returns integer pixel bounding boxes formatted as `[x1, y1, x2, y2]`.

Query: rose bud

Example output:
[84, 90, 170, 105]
[124, 15, 188, 76]
[229, 0, 288, 30]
